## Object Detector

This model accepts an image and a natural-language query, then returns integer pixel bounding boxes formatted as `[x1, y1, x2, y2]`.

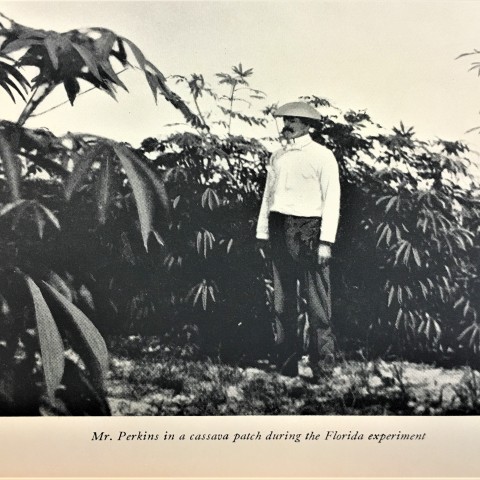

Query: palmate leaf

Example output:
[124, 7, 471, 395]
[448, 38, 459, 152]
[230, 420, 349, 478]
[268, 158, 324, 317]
[64, 140, 169, 240]
[201, 187, 220, 210]
[41, 281, 108, 391]
[25, 276, 65, 402]
[0, 19, 200, 126]
[458, 322, 480, 350]
[142, 61, 203, 128]
[0, 198, 59, 237]
[113, 144, 170, 250]
[188, 280, 217, 311]
[33, 201, 61, 238]
[0, 56, 30, 102]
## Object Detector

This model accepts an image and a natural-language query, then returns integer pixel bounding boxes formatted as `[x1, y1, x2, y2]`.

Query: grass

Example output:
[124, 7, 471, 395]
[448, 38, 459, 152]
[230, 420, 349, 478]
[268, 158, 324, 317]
[106, 336, 480, 416]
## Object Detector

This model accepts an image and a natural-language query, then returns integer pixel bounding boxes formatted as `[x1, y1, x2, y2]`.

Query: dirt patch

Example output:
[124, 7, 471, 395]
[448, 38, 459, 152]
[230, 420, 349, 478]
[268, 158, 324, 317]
[106, 351, 480, 415]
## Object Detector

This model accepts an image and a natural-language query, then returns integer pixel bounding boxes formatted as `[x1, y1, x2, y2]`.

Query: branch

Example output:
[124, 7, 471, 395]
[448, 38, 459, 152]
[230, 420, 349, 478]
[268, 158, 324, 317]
[30, 68, 128, 118]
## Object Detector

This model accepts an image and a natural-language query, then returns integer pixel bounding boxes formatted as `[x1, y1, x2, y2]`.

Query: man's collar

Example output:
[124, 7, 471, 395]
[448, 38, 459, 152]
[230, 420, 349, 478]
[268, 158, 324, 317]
[287, 134, 312, 149]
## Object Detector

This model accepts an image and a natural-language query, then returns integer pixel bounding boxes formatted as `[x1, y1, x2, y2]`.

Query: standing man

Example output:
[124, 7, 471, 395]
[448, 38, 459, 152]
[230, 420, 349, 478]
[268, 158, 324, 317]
[256, 101, 341, 379]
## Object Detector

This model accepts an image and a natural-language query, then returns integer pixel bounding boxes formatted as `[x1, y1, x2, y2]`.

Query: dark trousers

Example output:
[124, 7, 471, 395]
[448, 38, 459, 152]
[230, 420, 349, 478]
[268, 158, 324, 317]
[269, 212, 335, 373]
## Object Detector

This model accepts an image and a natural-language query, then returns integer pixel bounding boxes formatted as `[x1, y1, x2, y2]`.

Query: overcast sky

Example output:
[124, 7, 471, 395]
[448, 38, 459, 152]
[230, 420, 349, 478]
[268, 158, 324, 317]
[2, 1, 480, 154]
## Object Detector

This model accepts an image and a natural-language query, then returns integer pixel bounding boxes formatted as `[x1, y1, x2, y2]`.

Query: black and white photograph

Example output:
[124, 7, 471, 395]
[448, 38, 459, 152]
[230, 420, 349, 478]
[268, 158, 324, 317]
[0, 0, 479, 422]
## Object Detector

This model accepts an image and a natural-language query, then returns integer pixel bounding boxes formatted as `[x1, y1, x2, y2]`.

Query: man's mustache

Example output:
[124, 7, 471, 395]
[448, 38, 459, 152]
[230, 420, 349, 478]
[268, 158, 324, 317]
[281, 126, 294, 135]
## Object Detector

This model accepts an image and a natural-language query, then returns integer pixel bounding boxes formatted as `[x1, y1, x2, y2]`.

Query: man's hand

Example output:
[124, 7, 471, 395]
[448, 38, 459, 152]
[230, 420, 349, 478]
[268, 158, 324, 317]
[317, 243, 332, 266]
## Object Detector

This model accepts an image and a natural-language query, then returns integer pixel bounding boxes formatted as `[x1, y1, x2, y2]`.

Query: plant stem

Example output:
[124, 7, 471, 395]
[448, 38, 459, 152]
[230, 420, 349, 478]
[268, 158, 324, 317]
[193, 95, 208, 130]
[17, 84, 56, 126]
[227, 81, 237, 135]
[30, 68, 128, 119]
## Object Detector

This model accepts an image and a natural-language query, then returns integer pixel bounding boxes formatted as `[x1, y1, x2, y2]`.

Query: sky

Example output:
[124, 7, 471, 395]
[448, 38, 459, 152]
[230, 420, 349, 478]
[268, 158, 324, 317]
[2, 0, 480, 155]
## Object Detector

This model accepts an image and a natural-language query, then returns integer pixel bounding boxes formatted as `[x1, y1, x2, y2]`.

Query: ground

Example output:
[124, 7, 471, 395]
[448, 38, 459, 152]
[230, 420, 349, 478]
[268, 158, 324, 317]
[106, 337, 480, 416]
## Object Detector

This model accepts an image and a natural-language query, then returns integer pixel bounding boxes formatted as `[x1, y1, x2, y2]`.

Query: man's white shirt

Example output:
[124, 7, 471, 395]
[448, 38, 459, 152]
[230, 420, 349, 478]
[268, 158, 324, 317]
[256, 134, 341, 244]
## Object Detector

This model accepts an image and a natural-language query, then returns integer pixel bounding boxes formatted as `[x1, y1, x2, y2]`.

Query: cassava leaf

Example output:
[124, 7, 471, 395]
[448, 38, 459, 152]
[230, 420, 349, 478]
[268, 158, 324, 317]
[99, 60, 128, 91]
[1, 76, 27, 101]
[113, 37, 127, 66]
[202, 285, 207, 310]
[0, 80, 18, 103]
[0, 199, 27, 217]
[93, 30, 116, 58]
[44, 35, 60, 70]
[37, 203, 61, 230]
[46, 271, 73, 302]
[64, 145, 100, 200]
[96, 154, 112, 224]
[145, 71, 159, 102]
[34, 205, 46, 238]
[113, 144, 170, 249]
[63, 77, 80, 105]
[120, 36, 146, 69]
[41, 281, 108, 391]
[71, 43, 103, 82]
[11, 199, 30, 230]
[196, 231, 202, 255]
[0, 38, 43, 54]
[192, 283, 203, 307]
[0, 131, 21, 201]
[113, 144, 155, 250]
[25, 275, 65, 402]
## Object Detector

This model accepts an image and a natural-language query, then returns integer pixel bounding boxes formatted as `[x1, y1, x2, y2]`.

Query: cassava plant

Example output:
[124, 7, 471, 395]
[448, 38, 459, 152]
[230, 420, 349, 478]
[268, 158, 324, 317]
[113, 76, 479, 365]
[304, 98, 479, 363]
[0, 14, 199, 414]
[174, 63, 267, 135]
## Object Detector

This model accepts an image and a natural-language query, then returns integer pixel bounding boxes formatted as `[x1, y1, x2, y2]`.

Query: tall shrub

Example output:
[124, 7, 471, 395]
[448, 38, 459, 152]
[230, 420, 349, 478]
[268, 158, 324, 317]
[0, 15, 198, 414]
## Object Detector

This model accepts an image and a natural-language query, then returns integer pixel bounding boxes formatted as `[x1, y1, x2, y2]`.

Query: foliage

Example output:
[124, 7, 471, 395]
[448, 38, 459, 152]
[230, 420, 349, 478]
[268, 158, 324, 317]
[96, 80, 479, 367]
[0, 12, 202, 127]
[174, 63, 266, 134]
[0, 12, 479, 418]
[306, 105, 479, 362]
[0, 52, 29, 103]
[135, 129, 273, 357]
[0, 15, 197, 414]
[8, 68, 476, 368]
[142, 81, 480, 363]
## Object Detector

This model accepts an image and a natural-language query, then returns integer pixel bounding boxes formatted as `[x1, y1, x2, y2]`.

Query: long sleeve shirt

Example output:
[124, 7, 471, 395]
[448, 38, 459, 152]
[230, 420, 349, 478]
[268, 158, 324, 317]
[256, 134, 341, 244]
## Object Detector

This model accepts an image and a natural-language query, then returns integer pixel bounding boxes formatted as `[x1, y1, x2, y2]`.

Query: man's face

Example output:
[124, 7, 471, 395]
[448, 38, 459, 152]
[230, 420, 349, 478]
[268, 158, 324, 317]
[281, 116, 310, 140]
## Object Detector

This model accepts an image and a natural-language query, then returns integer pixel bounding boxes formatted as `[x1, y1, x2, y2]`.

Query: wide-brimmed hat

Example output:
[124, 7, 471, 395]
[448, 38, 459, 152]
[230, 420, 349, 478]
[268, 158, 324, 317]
[273, 101, 322, 121]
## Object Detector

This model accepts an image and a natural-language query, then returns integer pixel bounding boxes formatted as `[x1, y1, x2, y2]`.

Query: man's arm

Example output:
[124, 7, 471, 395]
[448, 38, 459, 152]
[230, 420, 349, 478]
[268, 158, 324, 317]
[256, 156, 275, 240]
[317, 151, 341, 265]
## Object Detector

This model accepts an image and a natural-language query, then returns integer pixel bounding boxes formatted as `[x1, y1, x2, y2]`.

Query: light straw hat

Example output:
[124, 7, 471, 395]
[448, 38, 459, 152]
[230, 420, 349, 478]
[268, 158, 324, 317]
[273, 101, 322, 121]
